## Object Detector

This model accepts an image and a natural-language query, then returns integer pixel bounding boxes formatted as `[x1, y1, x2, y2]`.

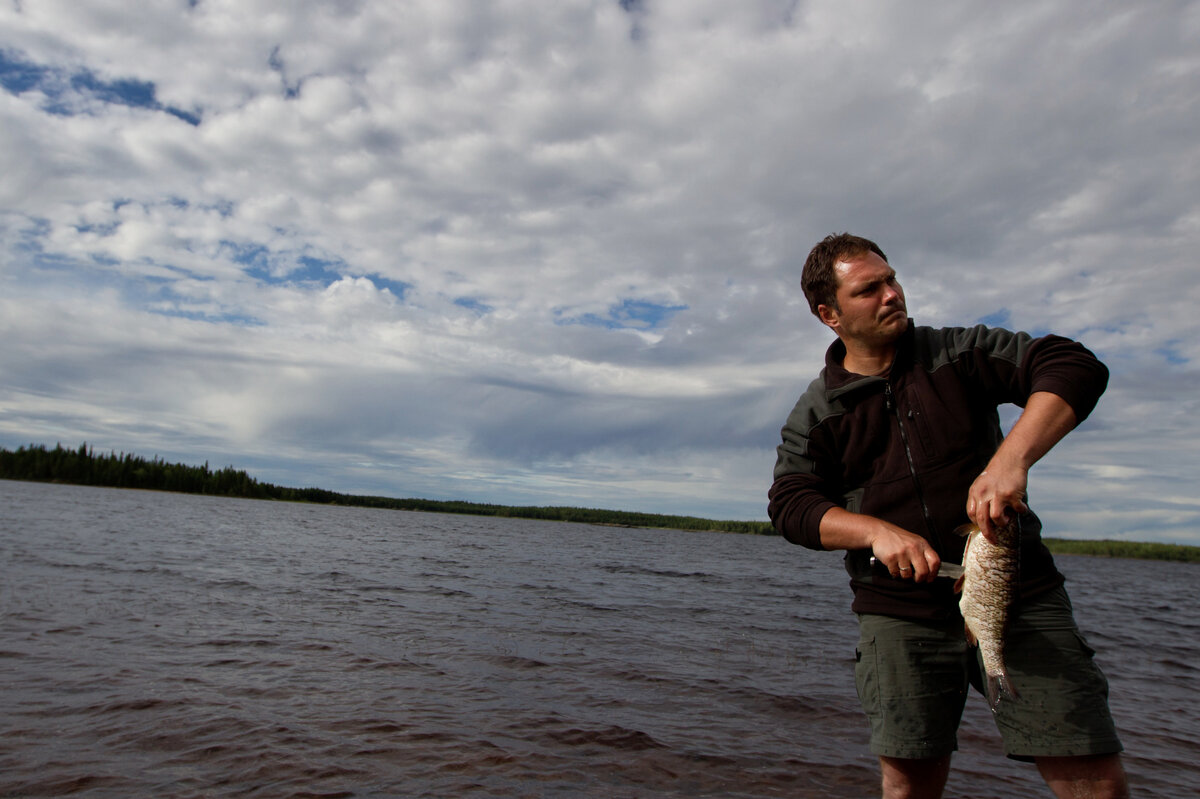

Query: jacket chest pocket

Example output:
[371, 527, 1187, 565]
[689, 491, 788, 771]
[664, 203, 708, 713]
[896, 383, 975, 467]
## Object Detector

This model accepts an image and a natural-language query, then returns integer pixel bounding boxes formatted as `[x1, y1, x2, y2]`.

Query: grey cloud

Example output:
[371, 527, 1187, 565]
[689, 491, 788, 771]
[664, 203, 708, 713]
[0, 1, 1197, 540]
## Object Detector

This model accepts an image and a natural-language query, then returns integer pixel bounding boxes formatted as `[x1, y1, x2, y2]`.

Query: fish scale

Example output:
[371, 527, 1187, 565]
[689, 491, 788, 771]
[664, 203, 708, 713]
[956, 521, 1021, 711]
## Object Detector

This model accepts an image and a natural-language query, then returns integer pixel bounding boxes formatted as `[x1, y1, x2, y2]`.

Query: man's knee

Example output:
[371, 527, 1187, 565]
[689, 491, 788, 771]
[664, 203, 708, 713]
[1035, 753, 1129, 799]
[879, 755, 951, 799]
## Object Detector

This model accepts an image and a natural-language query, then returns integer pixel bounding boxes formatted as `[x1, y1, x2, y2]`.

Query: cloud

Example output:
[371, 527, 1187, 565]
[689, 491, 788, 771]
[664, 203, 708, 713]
[1, 0, 1198, 542]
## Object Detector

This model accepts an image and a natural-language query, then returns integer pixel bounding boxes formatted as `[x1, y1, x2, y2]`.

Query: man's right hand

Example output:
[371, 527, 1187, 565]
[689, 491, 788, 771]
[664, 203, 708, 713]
[818, 507, 941, 582]
[868, 523, 942, 583]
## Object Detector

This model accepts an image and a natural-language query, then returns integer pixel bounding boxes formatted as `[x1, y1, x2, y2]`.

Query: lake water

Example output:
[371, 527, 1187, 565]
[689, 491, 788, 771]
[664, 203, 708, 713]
[1, 479, 1196, 798]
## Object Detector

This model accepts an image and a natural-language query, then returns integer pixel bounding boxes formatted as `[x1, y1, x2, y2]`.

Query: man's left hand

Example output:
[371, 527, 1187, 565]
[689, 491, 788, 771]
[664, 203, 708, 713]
[967, 465, 1028, 542]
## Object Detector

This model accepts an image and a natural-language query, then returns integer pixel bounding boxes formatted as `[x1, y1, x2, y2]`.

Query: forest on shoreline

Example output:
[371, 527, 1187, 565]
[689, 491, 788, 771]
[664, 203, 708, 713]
[3, 442, 1197, 563]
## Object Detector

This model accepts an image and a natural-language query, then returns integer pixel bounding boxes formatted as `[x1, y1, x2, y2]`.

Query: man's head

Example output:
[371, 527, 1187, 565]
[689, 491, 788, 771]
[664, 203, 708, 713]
[801, 233, 888, 318]
[801, 233, 908, 356]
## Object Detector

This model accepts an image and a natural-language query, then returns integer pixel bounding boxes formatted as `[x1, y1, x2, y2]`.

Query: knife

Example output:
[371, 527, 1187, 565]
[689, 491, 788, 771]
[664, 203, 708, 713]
[869, 557, 964, 579]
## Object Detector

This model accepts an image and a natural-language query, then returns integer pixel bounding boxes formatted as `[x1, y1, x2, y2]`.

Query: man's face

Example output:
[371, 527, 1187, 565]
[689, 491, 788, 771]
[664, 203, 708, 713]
[818, 251, 908, 348]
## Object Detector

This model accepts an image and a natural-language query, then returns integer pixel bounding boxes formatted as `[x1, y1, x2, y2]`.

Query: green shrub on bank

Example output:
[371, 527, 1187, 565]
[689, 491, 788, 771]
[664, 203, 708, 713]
[1043, 538, 1200, 563]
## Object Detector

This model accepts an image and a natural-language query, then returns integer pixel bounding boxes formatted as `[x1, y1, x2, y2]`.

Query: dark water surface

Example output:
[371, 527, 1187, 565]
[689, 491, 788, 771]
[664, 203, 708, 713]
[1, 480, 1196, 798]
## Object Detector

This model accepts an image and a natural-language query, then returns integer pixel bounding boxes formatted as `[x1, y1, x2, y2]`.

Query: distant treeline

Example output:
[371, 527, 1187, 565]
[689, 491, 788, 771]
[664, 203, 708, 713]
[1041, 537, 1200, 563]
[0, 443, 775, 535]
[3, 442, 1198, 561]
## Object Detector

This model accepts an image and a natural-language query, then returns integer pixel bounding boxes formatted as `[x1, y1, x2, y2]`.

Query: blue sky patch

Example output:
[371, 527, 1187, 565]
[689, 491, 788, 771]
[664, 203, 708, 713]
[454, 297, 493, 314]
[977, 308, 1011, 328]
[73, 218, 120, 237]
[366, 275, 411, 300]
[233, 244, 340, 287]
[0, 49, 200, 125]
[224, 241, 273, 273]
[147, 304, 265, 327]
[559, 298, 688, 331]
[0, 49, 44, 93]
[1156, 340, 1188, 365]
[219, 240, 410, 299]
[294, 255, 343, 284]
[70, 69, 155, 107]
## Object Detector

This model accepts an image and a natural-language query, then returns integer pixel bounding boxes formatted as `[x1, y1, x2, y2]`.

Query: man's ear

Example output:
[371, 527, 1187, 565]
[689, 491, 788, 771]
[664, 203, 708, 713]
[817, 303, 839, 331]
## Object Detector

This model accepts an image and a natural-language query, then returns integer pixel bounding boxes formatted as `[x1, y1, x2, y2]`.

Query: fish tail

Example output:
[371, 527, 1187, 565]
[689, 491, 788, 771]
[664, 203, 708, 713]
[985, 669, 1020, 712]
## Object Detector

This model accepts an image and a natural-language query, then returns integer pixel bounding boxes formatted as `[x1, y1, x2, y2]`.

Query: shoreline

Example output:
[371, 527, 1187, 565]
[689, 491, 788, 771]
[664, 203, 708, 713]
[3, 443, 1197, 562]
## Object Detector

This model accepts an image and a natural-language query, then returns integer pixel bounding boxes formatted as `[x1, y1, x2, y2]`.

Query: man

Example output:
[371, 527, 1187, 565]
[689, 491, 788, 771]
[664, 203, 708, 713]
[768, 233, 1128, 798]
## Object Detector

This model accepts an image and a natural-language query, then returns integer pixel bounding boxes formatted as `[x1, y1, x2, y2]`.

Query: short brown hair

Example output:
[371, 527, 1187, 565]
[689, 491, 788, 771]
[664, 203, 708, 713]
[801, 233, 888, 317]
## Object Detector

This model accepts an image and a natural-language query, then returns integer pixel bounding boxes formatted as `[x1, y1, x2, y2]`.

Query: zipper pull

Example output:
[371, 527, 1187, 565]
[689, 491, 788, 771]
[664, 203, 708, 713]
[884, 383, 894, 412]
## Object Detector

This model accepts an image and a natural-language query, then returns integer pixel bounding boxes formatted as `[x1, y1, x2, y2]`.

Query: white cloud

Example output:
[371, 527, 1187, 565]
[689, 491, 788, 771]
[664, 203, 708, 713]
[1, 0, 1198, 542]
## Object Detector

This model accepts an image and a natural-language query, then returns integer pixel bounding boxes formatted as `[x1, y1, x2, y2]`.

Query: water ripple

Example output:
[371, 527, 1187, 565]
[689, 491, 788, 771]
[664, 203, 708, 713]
[1, 480, 1196, 798]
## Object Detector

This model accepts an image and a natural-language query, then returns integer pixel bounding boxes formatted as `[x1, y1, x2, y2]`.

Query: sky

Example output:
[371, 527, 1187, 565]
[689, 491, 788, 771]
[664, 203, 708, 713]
[1, 1, 1198, 544]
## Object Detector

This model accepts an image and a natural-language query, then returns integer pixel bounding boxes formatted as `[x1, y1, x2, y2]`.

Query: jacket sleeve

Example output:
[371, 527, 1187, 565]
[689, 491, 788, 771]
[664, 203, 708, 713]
[1021, 334, 1109, 423]
[948, 326, 1109, 423]
[767, 382, 841, 550]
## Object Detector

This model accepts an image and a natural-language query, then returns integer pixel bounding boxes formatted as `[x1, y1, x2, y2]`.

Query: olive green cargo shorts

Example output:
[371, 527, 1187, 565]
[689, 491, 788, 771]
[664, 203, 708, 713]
[854, 585, 1123, 761]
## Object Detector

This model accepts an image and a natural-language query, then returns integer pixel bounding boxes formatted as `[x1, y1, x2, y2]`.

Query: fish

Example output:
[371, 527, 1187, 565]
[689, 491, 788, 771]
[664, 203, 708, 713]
[954, 520, 1020, 711]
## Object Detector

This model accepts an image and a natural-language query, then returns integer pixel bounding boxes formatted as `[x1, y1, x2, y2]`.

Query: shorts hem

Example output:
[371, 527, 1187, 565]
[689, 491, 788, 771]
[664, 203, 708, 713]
[870, 741, 958, 760]
[1004, 737, 1124, 763]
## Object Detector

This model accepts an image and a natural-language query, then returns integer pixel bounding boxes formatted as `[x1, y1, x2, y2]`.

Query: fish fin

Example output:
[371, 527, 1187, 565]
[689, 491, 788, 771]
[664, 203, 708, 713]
[952, 574, 965, 593]
[952, 523, 979, 537]
[985, 670, 1020, 712]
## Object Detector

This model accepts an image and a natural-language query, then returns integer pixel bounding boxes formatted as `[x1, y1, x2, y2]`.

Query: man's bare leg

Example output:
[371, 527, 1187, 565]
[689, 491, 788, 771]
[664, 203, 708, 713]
[1036, 753, 1129, 799]
[879, 754, 951, 799]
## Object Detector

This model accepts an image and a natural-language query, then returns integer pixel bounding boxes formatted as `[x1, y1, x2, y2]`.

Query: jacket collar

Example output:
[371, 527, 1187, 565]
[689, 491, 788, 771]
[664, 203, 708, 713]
[822, 321, 916, 398]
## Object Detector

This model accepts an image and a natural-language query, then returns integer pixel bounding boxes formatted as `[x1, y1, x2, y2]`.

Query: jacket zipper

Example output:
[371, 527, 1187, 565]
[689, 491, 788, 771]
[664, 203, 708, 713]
[885, 383, 937, 539]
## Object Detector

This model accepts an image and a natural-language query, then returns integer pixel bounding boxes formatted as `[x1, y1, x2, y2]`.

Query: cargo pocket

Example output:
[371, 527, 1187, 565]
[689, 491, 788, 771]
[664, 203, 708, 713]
[854, 634, 879, 713]
[1070, 630, 1111, 701]
[1071, 629, 1097, 659]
